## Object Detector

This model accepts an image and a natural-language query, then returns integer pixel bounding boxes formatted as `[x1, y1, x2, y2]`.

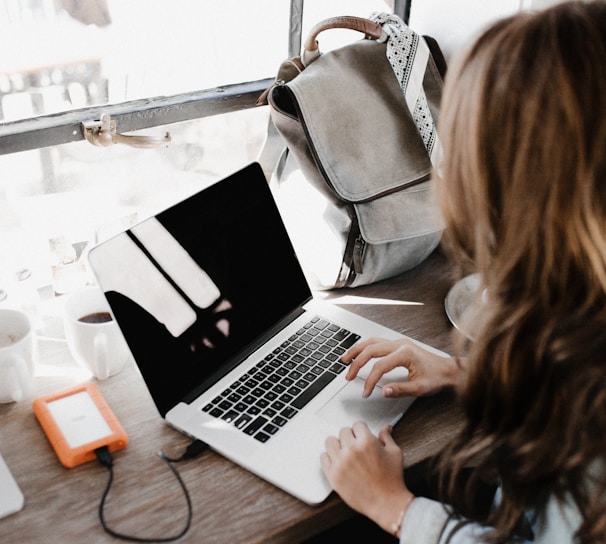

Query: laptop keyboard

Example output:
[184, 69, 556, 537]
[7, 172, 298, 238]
[202, 316, 360, 443]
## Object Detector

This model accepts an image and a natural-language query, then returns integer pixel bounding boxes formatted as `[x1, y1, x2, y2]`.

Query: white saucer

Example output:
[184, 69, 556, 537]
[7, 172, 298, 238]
[444, 273, 482, 340]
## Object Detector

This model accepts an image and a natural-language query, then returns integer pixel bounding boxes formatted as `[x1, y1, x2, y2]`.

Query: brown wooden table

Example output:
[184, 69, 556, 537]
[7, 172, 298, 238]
[0, 248, 463, 543]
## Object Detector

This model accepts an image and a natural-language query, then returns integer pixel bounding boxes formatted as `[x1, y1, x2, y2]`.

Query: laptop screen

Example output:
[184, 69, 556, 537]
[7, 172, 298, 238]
[88, 163, 312, 416]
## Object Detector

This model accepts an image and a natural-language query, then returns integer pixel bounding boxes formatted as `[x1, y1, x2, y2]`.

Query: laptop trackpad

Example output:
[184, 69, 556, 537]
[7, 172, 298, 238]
[315, 378, 404, 431]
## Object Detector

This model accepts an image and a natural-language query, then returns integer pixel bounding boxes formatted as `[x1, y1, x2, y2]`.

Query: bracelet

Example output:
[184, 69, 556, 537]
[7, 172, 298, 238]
[391, 507, 407, 538]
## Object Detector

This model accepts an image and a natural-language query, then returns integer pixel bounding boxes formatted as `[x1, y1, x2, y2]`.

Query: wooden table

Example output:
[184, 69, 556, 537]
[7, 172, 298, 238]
[0, 248, 463, 543]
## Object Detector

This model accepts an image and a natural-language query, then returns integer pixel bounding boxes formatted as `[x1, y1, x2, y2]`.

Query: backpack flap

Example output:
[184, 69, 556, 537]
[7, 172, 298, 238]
[286, 39, 433, 200]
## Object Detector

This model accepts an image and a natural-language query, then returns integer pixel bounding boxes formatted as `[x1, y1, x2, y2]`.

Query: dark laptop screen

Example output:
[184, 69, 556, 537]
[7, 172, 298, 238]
[89, 163, 312, 416]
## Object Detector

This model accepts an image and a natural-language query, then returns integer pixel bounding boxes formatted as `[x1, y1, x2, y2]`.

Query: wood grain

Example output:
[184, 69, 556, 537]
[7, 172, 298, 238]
[0, 248, 461, 543]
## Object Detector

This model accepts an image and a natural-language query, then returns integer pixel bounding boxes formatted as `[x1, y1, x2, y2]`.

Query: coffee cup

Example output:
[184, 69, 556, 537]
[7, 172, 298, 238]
[0, 309, 34, 403]
[63, 287, 132, 380]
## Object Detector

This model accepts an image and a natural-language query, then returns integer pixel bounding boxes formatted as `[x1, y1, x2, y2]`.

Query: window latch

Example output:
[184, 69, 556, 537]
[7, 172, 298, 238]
[81, 113, 171, 149]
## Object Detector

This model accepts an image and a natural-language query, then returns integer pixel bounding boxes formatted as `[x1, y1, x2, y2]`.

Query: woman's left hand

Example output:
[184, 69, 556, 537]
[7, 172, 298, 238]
[320, 421, 414, 535]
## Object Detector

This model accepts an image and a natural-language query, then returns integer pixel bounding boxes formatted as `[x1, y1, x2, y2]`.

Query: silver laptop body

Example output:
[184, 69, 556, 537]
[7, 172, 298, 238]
[88, 163, 433, 504]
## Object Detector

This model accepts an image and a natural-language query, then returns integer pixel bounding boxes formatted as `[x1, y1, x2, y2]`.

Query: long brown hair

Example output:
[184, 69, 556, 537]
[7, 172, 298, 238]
[434, 2, 606, 542]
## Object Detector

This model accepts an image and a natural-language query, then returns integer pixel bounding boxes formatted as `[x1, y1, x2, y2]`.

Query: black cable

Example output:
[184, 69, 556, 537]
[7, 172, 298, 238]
[158, 438, 209, 463]
[95, 439, 208, 542]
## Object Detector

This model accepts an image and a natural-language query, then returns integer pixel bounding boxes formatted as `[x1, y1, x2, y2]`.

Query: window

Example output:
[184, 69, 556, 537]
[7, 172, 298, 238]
[0, 1, 407, 313]
[0, 0, 406, 149]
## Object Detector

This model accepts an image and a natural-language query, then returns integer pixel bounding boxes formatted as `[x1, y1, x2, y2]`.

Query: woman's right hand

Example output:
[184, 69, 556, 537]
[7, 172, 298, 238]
[341, 337, 460, 399]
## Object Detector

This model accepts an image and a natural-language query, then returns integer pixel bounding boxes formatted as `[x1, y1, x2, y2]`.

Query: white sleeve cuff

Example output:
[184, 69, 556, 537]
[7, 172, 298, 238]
[399, 497, 492, 544]
[399, 497, 451, 544]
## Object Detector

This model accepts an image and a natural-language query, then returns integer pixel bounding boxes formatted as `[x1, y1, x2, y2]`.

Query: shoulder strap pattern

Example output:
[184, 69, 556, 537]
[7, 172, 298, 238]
[370, 12, 442, 168]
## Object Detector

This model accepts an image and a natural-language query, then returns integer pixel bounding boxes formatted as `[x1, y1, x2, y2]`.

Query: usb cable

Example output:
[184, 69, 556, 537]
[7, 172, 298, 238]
[95, 439, 208, 542]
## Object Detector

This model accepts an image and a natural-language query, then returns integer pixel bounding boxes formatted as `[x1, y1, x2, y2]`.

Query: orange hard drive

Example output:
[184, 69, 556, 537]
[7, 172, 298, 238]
[33, 382, 128, 468]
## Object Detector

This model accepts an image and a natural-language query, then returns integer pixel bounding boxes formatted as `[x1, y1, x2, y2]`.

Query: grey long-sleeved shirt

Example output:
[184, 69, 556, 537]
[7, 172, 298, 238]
[400, 490, 582, 544]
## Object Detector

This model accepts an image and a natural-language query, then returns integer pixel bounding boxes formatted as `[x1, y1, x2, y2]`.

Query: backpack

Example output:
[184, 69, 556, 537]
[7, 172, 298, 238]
[258, 14, 446, 289]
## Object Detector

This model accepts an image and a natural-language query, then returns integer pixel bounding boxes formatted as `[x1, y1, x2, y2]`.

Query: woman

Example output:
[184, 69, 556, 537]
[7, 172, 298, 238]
[320, 2, 606, 543]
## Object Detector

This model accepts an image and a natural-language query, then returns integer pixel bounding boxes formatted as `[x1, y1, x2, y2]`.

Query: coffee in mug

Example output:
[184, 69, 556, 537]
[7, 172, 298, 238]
[79, 312, 112, 324]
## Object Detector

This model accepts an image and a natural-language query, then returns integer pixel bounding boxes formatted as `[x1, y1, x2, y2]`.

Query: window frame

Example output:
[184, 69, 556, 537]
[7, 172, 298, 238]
[0, 0, 410, 156]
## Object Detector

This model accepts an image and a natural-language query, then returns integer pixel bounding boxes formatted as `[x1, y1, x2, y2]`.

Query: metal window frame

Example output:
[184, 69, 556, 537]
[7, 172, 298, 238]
[0, 0, 411, 157]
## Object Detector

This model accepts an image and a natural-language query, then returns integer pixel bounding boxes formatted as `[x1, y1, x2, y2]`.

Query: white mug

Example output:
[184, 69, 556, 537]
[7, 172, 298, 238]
[63, 287, 132, 380]
[0, 309, 34, 403]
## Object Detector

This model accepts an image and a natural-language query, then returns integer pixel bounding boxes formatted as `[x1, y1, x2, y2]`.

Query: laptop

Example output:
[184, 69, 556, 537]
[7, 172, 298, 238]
[88, 162, 438, 504]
